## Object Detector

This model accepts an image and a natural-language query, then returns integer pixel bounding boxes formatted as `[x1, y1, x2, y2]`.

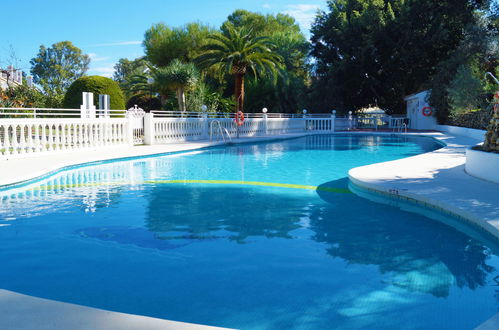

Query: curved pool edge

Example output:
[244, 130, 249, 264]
[0, 131, 441, 191]
[1, 131, 498, 329]
[0, 133, 307, 190]
[348, 132, 499, 240]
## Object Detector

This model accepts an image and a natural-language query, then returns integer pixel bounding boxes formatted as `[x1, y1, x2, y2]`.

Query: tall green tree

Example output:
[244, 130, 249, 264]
[310, 0, 485, 114]
[222, 10, 310, 113]
[143, 22, 214, 67]
[196, 24, 284, 112]
[113, 57, 149, 98]
[126, 61, 199, 111]
[30, 41, 90, 98]
[113, 57, 148, 85]
[428, 10, 499, 122]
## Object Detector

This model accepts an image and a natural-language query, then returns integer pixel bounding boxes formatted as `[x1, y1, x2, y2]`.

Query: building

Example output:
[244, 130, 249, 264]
[0, 66, 25, 90]
[404, 90, 437, 130]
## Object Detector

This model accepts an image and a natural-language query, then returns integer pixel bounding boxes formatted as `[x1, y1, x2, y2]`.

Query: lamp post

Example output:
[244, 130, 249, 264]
[147, 77, 154, 110]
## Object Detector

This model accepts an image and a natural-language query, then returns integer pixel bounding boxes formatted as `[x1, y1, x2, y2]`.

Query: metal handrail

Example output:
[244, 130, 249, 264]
[209, 120, 232, 143]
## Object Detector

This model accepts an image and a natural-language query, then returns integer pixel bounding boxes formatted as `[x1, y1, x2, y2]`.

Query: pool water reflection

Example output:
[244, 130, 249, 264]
[0, 135, 497, 329]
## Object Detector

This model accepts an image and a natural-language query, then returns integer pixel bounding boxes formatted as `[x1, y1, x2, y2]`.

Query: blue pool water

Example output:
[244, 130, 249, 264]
[0, 134, 498, 329]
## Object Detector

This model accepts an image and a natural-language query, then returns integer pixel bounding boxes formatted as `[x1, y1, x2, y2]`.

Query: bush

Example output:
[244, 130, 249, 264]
[125, 94, 162, 111]
[63, 75, 125, 109]
[448, 106, 493, 130]
[0, 85, 48, 108]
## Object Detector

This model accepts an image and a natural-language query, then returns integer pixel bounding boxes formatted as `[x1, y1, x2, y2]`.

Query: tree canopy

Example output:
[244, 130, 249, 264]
[143, 22, 215, 67]
[197, 23, 284, 112]
[310, 0, 487, 114]
[221, 10, 310, 113]
[30, 41, 90, 98]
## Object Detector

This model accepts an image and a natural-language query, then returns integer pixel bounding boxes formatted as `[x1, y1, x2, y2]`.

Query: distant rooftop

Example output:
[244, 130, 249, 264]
[0, 66, 24, 89]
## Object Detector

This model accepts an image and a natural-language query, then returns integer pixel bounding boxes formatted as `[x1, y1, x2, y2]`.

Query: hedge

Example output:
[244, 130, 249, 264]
[63, 76, 125, 110]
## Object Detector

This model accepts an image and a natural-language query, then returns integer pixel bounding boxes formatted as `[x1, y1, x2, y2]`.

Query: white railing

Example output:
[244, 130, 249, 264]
[0, 118, 130, 159]
[154, 118, 206, 143]
[305, 118, 334, 131]
[0, 106, 344, 159]
[0, 107, 127, 118]
[148, 114, 333, 143]
[150, 110, 334, 119]
[267, 118, 306, 135]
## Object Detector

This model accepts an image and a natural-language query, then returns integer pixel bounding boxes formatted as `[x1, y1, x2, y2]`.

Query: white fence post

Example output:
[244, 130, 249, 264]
[144, 112, 155, 145]
[98, 94, 110, 118]
[80, 92, 96, 119]
[331, 110, 336, 132]
[126, 114, 135, 146]
[201, 109, 208, 140]
[262, 108, 268, 135]
[302, 109, 308, 132]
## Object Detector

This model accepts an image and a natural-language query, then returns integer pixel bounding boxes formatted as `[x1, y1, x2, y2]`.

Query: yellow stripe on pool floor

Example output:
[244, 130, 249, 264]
[144, 180, 352, 194]
[22, 180, 351, 194]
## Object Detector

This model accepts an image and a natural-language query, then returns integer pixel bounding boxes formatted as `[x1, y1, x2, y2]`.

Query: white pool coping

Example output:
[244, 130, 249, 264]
[348, 131, 499, 239]
[1, 130, 498, 329]
[0, 290, 229, 330]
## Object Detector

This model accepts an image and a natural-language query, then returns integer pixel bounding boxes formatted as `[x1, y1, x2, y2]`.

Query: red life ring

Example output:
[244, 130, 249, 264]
[234, 111, 245, 126]
[421, 106, 433, 117]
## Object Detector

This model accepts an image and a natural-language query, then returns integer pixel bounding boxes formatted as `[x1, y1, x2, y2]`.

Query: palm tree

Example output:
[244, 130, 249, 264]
[161, 59, 199, 111]
[127, 68, 170, 105]
[127, 61, 198, 111]
[196, 24, 283, 112]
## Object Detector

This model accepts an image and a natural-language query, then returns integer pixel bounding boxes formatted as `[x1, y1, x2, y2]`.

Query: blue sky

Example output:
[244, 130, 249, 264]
[2, 0, 326, 78]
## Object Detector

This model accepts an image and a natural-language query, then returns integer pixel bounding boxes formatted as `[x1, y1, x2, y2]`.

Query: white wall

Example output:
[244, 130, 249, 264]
[404, 90, 437, 130]
[437, 125, 486, 141]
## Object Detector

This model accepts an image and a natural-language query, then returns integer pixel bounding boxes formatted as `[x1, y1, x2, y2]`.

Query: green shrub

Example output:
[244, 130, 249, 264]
[63, 75, 125, 109]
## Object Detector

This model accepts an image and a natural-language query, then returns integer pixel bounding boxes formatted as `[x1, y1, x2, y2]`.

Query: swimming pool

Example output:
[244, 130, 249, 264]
[0, 134, 498, 329]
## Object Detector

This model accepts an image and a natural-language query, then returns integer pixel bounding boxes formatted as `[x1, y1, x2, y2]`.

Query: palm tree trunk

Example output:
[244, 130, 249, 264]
[176, 87, 186, 112]
[234, 73, 245, 112]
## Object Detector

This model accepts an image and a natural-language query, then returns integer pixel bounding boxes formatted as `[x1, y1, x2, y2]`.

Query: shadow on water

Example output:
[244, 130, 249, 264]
[142, 182, 496, 298]
[316, 178, 497, 297]
[145, 185, 303, 243]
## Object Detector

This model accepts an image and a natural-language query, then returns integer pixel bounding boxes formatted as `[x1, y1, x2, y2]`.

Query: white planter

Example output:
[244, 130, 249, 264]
[466, 147, 499, 184]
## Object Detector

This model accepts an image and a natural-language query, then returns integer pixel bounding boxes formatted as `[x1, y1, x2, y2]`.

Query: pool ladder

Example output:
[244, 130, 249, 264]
[392, 120, 408, 133]
[210, 120, 232, 143]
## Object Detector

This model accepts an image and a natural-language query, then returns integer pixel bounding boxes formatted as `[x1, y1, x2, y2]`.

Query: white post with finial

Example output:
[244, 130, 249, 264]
[262, 107, 268, 135]
[302, 109, 308, 131]
[331, 110, 336, 132]
[201, 104, 208, 140]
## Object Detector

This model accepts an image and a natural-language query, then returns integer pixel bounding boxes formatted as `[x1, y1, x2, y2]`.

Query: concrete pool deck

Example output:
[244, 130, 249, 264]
[348, 132, 499, 239]
[1, 130, 498, 329]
